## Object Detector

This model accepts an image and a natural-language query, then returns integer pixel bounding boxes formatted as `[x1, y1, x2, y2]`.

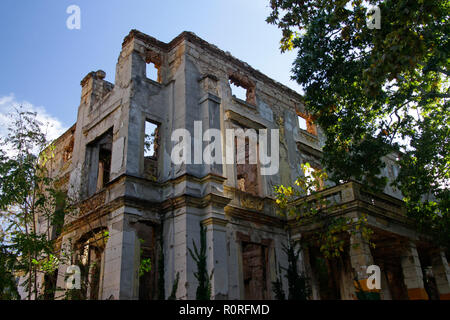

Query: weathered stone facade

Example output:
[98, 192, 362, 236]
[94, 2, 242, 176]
[40, 30, 449, 300]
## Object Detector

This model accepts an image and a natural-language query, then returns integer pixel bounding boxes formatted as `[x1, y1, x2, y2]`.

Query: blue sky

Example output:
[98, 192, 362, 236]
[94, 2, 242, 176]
[0, 0, 302, 137]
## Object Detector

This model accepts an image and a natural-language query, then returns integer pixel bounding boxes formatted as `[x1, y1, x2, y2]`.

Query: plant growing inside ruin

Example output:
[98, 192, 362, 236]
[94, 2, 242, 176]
[188, 223, 212, 300]
[274, 163, 373, 259]
[138, 238, 152, 277]
[272, 240, 311, 300]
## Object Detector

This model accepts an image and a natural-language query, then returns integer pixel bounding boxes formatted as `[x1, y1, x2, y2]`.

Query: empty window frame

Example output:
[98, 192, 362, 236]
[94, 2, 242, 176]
[298, 116, 308, 131]
[85, 128, 113, 197]
[229, 73, 256, 105]
[145, 51, 162, 83]
[144, 120, 159, 158]
[229, 79, 247, 101]
[297, 112, 317, 136]
[143, 120, 160, 181]
[235, 134, 260, 197]
[98, 144, 112, 189]
[146, 62, 160, 82]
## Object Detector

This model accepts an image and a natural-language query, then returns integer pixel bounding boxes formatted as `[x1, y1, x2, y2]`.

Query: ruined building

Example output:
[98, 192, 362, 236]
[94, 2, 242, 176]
[41, 30, 450, 300]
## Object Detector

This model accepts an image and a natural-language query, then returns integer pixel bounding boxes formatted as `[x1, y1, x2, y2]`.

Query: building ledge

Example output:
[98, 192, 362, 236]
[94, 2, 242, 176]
[289, 181, 407, 225]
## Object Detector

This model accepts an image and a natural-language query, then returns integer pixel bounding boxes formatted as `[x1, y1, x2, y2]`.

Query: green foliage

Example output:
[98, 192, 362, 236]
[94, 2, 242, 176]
[138, 238, 152, 277]
[139, 258, 152, 277]
[0, 243, 20, 300]
[188, 223, 212, 300]
[0, 109, 116, 300]
[267, 1, 449, 247]
[31, 254, 59, 274]
[0, 108, 75, 299]
[394, 113, 450, 248]
[167, 272, 180, 300]
[271, 241, 312, 300]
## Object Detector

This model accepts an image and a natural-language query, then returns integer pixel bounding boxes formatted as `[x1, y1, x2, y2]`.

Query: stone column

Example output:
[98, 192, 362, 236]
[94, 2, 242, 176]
[202, 217, 229, 299]
[169, 207, 200, 300]
[349, 231, 378, 295]
[198, 74, 222, 176]
[400, 241, 429, 300]
[431, 249, 450, 300]
[101, 211, 140, 300]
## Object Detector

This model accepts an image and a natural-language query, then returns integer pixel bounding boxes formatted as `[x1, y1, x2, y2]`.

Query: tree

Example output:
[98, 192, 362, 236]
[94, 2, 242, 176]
[267, 0, 449, 247]
[0, 109, 59, 299]
[272, 240, 311, 300]
[0, 109, 125, 301]
[0, 109, 90, 300]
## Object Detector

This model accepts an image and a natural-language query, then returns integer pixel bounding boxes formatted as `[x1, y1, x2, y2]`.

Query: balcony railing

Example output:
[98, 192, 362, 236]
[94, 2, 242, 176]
[289, 181, 407, 223]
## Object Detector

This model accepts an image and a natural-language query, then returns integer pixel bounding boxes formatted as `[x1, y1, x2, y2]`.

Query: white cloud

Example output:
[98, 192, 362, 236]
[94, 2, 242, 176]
[0, 93, 67, 144]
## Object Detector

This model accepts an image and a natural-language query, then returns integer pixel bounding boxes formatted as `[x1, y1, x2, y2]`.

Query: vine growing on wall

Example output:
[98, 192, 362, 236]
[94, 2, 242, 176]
[188, 223, 212, 300]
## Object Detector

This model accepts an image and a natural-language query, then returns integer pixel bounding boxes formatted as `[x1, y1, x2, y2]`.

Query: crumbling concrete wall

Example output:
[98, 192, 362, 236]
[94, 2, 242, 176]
[43, 29, 440, 301]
